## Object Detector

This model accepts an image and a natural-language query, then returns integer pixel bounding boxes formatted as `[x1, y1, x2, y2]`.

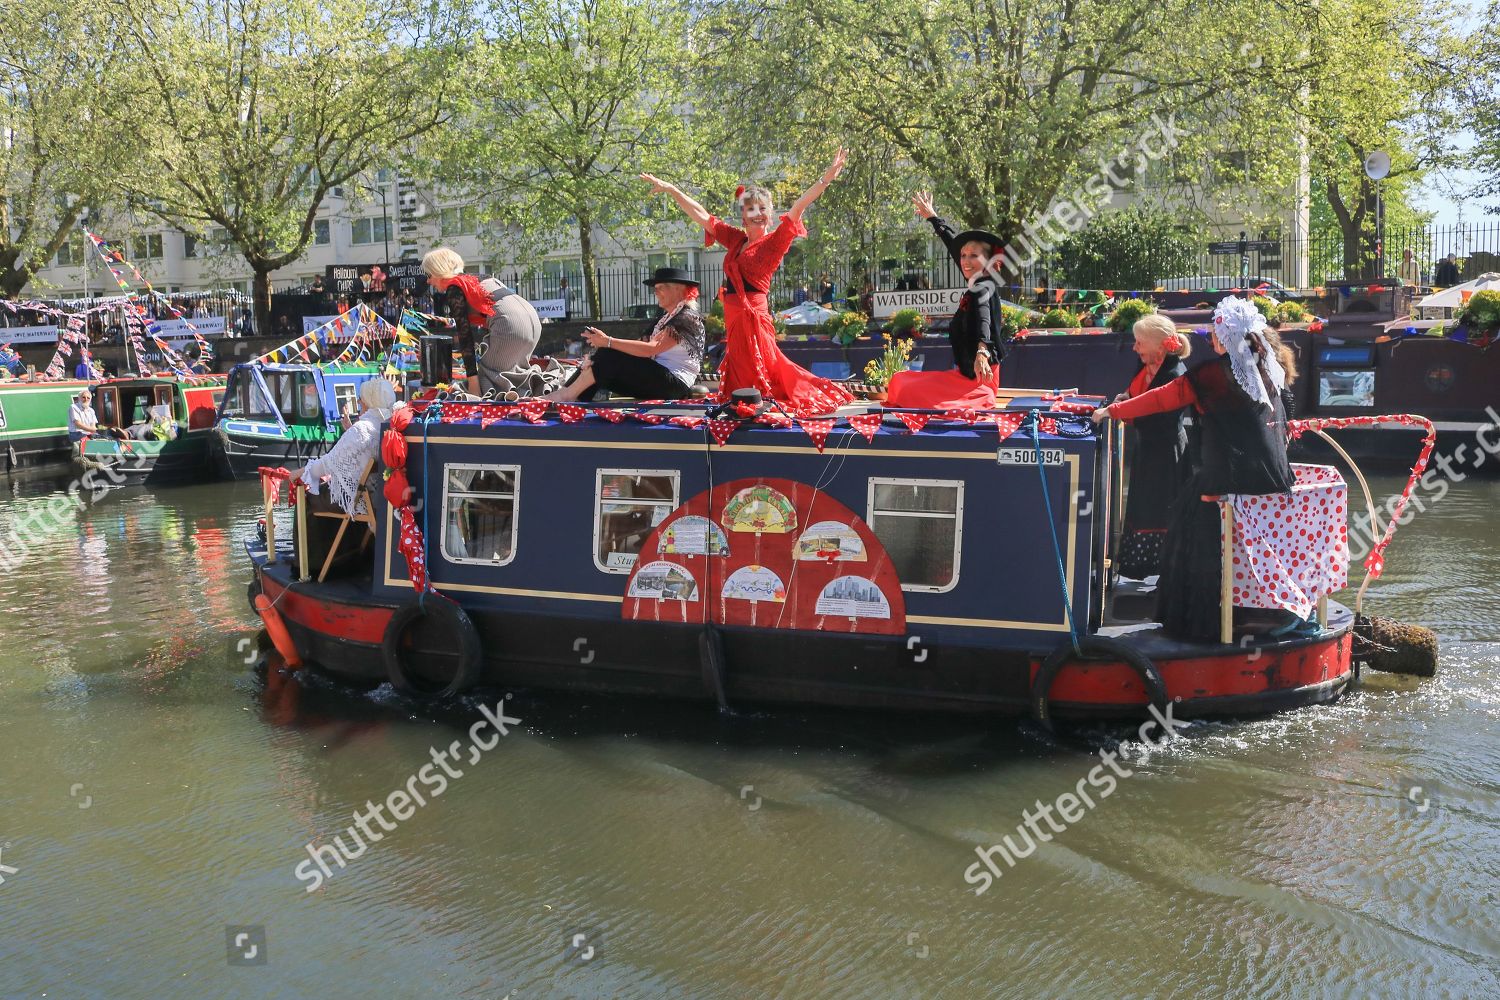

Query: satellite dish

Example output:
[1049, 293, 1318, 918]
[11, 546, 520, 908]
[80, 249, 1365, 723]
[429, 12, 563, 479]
[1364, 151, 1391, 181]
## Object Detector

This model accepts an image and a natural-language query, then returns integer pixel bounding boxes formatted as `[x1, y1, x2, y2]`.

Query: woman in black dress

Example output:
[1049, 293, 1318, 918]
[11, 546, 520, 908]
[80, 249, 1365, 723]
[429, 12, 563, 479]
[1110, 314, 1192, 579]
[1093, 298, 1295, 641]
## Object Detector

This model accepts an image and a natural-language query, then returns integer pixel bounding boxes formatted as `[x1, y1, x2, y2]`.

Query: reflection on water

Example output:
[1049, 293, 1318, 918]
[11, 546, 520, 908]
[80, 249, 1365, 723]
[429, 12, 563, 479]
[0, 469, 1495, 998]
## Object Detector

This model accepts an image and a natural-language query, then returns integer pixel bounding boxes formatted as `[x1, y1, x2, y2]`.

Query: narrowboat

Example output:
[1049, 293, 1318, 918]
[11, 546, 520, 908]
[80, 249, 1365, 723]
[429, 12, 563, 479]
[75, 375, 225, 485]
[214, 363, 388, 480]
[0, 378, 96, 471]
[246, 393, 1369, 722]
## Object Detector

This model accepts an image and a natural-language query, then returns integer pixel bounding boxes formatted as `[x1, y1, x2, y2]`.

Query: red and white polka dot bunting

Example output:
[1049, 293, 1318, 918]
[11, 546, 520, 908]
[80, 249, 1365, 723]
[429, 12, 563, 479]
[598, 408, 629, 424]
[847, 413, 882, 442]
[895, 412, 930, 434]
[558, 404, 587, 423]
[798, 417, 835, 452]
[669, 414, 706, 430]
[707, 418, 739, 445]
[516, 399, 549, 423]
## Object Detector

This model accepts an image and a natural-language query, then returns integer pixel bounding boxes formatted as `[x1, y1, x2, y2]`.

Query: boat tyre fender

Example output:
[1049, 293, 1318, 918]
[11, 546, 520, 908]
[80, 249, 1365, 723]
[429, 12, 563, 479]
[1031, 636, 1168, 732]
[382, 598, 483, 698]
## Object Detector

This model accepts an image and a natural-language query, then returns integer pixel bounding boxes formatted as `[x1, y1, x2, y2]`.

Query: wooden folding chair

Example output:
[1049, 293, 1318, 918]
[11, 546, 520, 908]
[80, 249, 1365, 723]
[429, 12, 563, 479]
[308, 457, 379, 582]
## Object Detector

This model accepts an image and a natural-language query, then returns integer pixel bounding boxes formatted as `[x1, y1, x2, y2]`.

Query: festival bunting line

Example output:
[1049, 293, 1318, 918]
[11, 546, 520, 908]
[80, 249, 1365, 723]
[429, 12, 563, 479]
[82, 227, 214, 372]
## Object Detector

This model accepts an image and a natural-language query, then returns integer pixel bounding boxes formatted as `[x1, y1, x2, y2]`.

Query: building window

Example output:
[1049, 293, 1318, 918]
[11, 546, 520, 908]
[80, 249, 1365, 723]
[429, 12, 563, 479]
[442, 465, 519, 566]
[314, 220, 331, 245]
[132, 234, 164, 260]
[439, 206, 477, 236]
[866, 478, 964, 592]
[351, 217, 393, 245]
[594, 469, 680, 572]
[55, 236, 86, 267]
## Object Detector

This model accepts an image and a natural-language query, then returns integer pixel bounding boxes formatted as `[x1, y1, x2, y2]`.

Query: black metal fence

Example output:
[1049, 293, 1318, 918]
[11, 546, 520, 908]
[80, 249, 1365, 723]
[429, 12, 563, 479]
[502, 222, 1500, 321]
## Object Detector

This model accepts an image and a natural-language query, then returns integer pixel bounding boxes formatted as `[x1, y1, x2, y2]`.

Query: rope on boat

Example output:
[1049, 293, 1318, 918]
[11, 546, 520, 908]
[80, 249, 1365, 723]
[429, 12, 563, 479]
[1287, 414, 1436, 617]
[1030, 409, 1081, 656]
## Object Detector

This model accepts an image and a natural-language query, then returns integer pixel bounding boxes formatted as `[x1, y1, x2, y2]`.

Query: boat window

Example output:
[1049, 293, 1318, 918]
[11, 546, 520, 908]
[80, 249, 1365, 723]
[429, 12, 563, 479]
[98, 389, 119, 427]
[297, 375, 321, 420]
[332, 383, 358, 419]
[442, 465, 520, 566]
[594, 469, 680, 573]
[866, 478, 964, 593]
[220, 372, 247, 419]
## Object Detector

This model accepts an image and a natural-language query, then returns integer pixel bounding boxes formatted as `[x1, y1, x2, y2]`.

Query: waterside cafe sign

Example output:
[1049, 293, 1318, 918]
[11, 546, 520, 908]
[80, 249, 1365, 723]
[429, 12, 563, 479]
[326, 261, 427, 297]
[870, 288, 966, 319]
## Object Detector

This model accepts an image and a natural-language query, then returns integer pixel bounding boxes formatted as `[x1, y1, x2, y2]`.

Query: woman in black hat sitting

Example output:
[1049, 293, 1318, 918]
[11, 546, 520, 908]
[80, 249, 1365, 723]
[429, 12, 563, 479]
[546, 266, 706, 402]
[885, 192, 1011, 411]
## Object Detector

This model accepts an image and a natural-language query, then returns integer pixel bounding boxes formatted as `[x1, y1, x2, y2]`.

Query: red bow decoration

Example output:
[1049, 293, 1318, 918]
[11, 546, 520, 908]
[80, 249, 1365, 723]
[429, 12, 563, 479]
[708, 417, 738, 445]
[383, 469, 412, 508]
[847, 413, 882, 442]
[380, 428, 408, 470]
[896, 412, 930, 434]
[733, 401, 760, 418]
[798, 417, 834, 452]
[558, 404, 586, 424]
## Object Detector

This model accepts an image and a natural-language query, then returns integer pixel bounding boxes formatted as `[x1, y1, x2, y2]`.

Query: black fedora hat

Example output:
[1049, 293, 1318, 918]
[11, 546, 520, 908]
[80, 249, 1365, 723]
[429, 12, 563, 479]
[643, 266, 700, 288]
[952, 229, 1005, 253]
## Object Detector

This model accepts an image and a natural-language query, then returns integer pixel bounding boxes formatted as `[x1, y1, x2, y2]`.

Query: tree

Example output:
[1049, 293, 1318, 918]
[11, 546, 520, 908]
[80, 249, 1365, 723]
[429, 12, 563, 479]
[431, 0, 716, 320]
[1286, 0, 1470, 278]
[1055, 206, 1199, 290]
[1470, 11, 1500, 215]
[0, 0, 142, 297]
[695, 0, 1299, 276]
[109, 0, 469, 336]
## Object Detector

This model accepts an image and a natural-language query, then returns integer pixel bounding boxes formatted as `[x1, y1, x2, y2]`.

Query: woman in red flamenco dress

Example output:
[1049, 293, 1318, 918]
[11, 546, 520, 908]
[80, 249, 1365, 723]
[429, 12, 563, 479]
[640, 152, 854, 416]
[884, 192, 1011, 411]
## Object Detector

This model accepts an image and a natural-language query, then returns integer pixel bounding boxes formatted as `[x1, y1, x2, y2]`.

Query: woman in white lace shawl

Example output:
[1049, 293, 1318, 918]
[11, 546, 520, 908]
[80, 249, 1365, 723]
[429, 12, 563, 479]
[298, 378, 401, 515]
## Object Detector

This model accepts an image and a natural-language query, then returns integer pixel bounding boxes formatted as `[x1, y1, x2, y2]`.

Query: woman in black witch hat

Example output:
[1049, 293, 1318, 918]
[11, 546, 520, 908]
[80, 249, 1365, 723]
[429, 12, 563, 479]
[547, 266, 706, 402]
[885, 192, 1012, 410]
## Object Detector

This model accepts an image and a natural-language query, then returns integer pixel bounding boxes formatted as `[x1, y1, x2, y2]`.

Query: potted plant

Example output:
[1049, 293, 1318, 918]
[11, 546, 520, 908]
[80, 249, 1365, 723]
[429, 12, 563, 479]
[1038, 306, 1081, 329]
[821, 310, 869, 346]
[888, 307, 928, 339]
[1458, 289, 1500, 342]
[1275, 300, 1310, 324]
[1001, 304, 1040, 340]
[1107, 298, 1157, 333]
[861, 333, 913, 400]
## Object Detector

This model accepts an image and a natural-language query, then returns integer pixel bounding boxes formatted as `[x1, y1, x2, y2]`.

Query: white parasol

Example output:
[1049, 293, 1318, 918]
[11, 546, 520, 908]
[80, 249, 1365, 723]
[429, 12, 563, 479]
[1415, 272, 1500, 310]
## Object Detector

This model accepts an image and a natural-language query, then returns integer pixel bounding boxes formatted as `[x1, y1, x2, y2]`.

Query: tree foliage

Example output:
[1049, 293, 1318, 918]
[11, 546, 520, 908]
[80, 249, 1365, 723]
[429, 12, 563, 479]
[1056, 205, 1198, 291]
[430, 0, 717, 319]
[0, 0, 143, 297]
[109, 0, 468, 333]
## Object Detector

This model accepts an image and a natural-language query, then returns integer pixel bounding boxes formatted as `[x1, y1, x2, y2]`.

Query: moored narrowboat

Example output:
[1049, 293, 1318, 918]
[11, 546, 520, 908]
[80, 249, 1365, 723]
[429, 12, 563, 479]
[75, 375, 224, 485]
[0, 378, 96, 471]
[214, 362, 388, 480]
[246, 394, 1370, 722]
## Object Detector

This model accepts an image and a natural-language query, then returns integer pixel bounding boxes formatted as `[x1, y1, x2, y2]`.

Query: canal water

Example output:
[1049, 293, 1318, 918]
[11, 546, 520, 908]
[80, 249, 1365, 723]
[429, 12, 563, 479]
[0, 467, 1495, 998]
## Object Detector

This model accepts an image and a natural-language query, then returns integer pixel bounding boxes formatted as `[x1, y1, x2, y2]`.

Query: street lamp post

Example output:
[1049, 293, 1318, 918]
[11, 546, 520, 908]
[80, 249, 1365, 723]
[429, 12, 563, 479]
[380, 178, 392, 266]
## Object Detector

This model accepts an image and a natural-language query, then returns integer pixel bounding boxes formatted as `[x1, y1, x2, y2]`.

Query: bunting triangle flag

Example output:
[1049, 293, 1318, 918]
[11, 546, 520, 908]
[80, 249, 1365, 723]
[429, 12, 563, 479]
[516, 399, 549, 423]
[668, 414, 705, 430]
[558, 404, 587, 424]
[895, 412, 929, 434]
[634, 412, 666, 425]
[993, 412, 1024, 439]
[941, 409, 978, 424]
[599, 408, 629, 424]
[754, 411, 793, 429]
[798, 417, 834, 452]
[707, 417, 738, 446]
[847, 412, 882, 442]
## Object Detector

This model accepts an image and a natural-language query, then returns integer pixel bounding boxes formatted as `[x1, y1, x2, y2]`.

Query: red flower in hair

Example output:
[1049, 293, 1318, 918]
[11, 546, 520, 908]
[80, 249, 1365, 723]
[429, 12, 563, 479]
[1163, 333, 1182, 352]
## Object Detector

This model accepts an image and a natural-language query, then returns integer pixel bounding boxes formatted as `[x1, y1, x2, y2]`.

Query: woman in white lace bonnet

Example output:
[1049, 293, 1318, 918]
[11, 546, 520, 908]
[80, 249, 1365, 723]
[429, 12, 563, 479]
[298, 377, 402, 516]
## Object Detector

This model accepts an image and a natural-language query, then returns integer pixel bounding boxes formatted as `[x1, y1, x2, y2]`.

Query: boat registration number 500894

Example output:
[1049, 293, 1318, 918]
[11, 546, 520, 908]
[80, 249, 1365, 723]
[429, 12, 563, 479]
[997, 446, 1063, 466]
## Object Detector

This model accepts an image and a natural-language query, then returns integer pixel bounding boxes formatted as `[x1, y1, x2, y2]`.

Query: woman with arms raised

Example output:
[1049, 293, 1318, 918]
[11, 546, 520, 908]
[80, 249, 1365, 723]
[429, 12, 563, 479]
[884, 192, 1011, 411]
[640, 152, 853, 415]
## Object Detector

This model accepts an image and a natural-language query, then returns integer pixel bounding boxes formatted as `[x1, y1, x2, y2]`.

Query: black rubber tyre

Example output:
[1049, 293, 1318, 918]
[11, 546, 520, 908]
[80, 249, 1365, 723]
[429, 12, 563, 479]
[382, 597, 483, 699]
[1031, 635, 1169, 731]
